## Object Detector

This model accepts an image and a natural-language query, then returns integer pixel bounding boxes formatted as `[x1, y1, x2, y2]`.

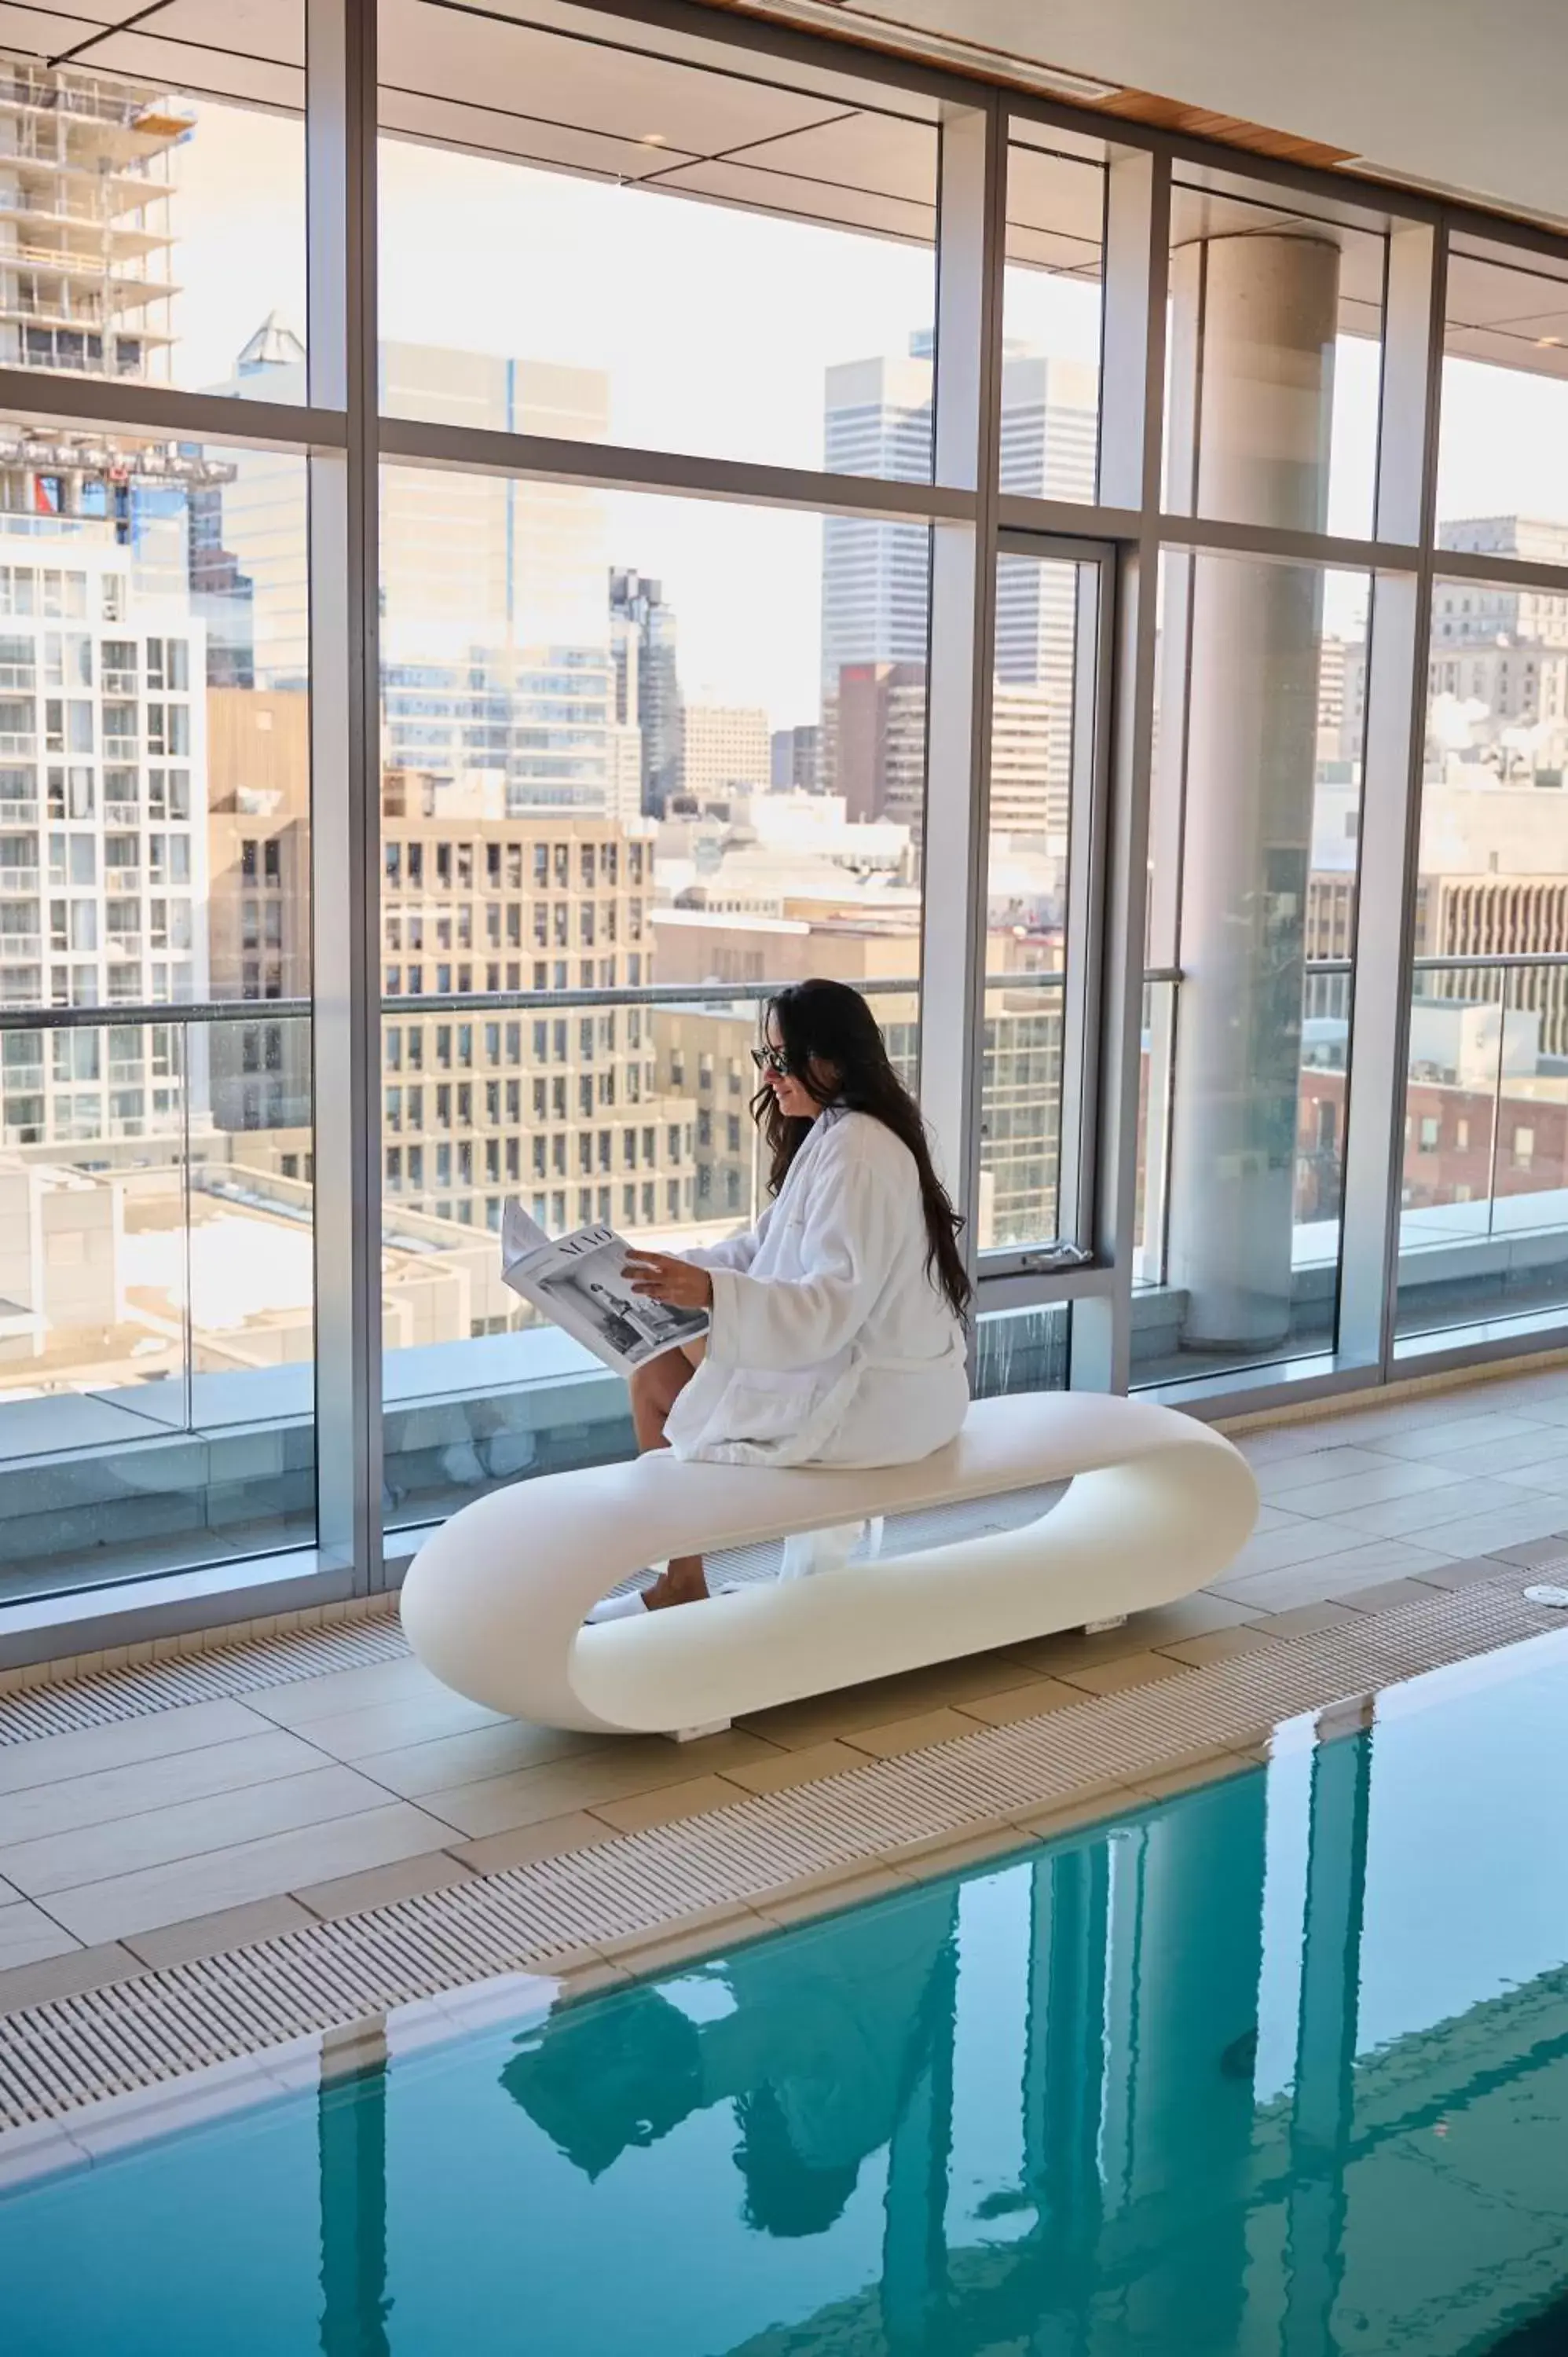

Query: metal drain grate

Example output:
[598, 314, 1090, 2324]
[0, 1612, 408, 1749]
[0, 1574, 1559, 2142]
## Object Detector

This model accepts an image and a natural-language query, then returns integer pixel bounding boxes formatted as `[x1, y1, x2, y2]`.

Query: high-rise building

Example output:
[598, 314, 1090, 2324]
[1317, 635, 1348, 764]
[0, 533, 208, 1143]
[996, 354, 1099, 508]
[821, 350, 934, 693]
[610, 568, 682, 816]
[0, 60, 214, 1069]
[652, 902, 1064, 1248]
[1413, 769, 1568, 1058]
[379, 647, 620, 816]
[381, 354, 610, 665]
[213, 329, 627, 812]
[827, 662, 927, 827]
[820, 340, 1097, 835]
[679, 702, 771, 804]
[770, 723, 819, 794]
[989, 684, 1064, 838]
[650, 1004, 761, 1229]
[1428, 636, 1568, 732]
[379, 799, 698, 1237]
[0, 62, 186, 382]
[991, 355, 1096, 838]
[211, 330, 611, 674]
[1434, 519, 1568, 648]
[205, 687, 310, 1137]
[1425, 522, 1568, 772]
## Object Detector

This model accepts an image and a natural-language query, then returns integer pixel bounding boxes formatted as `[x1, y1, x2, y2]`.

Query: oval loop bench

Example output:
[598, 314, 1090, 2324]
[400, 1392, 1259, 1738]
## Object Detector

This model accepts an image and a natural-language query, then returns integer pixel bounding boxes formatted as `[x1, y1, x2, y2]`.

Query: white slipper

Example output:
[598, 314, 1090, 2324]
[585, 1589, 650, 1625]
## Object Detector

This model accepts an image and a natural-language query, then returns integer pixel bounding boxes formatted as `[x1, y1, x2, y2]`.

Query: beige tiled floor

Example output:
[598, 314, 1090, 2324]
[0, 1363, 1564, 2012]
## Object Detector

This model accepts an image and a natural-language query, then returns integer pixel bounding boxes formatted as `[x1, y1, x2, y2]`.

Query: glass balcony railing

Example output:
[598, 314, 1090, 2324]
[1134, 952, 1568, 1380]
[376, 974, 922, 1531]
[1396, 953, 1568, 1343]
[6, 951, 1566, 1600]
[0, 997, 315, 1604]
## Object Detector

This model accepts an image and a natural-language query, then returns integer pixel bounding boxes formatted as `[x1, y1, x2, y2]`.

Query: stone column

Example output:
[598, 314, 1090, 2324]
[1163, 233, 1340, 1349]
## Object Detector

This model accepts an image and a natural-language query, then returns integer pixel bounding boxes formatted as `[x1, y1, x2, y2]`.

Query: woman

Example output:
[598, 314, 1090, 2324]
[604, 977, 972, 1614]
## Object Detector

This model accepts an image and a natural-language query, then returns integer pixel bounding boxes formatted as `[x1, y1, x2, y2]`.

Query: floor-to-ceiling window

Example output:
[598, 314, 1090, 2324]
[3, 0, 1568, 1640]
[372, 10, 940, 1529]
[376, 476, 931, 1529]
[1394, 241, 1568, 1347]
[0, 30, 317, 1608]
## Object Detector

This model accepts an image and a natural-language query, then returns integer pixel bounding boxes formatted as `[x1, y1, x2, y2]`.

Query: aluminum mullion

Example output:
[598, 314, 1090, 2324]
[1054, 552, 1114, 1253]
[918, 100, 1007, 1277]
[0, 367, 345, 453]
[1072, 146, 1170, 1394]
[1378, 223, 1449, 1378]
[995, 497, 1142, 541]
[378, 414, 973, 522]
[1423, 546, 1568, 595]
[1153, 512, 1418, 571]
[975, 546, 1114, 1288]
[1330, 217, 1442, 1379]
[306, 0, 383, 1593]
[975, 1263, 1117, 1314]
[995, 524, 1138, 560]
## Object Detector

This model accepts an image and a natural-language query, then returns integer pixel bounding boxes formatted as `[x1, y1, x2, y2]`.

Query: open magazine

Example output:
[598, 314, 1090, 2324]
[500, 1198, 710, 1374]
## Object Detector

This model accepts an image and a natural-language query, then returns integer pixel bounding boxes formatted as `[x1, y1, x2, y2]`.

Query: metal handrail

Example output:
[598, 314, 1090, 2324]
[0, 969, 1056, 1032]
[3, 951, 1566, 1035]
[1412, 951, 1568, 975]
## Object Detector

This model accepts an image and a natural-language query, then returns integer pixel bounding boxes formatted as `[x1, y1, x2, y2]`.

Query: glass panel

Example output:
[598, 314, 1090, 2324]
[1000, 133, 1105, 503]
[0, 31, 306, 401]
[973, 1299, 1070, 1397]
[379, 467, 928, 1528]
[1134, 974, 1178, 1292]
[0, 424, 314, 1600]
[1438, 241, 1568, 544]
[1134, 552, 1369, 1388]
[1164, 177, 1385, 539]
[980, 552, 1097, 1255]
[1395, 576, 1568, 1343]
[376, 0, 937, 480]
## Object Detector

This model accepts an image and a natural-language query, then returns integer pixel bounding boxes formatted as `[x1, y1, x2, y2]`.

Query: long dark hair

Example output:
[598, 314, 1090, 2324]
[756, 978, 971, 1321]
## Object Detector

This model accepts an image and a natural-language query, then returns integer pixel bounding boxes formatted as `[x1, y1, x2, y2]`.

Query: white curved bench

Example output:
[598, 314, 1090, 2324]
[400, 1393, 1258, 1738]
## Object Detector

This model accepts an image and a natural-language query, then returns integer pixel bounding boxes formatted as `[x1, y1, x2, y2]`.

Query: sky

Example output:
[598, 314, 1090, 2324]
[164, 99, 1568, 728]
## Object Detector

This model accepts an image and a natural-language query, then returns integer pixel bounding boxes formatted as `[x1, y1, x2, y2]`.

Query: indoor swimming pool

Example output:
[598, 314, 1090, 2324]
[5, 1629, 1568, 2355]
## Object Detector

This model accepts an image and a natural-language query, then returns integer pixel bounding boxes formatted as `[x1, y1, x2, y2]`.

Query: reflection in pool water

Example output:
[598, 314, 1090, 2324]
[5, 1637, 1568, 2355]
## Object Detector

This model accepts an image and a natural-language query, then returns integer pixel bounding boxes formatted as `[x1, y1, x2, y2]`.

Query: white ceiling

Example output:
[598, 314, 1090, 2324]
[768, 0, 1568, 232]
[9, 0, 1568, 377]
[12, 0, 1568, 236]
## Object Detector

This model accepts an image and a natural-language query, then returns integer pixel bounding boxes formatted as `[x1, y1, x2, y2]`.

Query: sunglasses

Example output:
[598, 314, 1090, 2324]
[749, 1045, 793, 1079]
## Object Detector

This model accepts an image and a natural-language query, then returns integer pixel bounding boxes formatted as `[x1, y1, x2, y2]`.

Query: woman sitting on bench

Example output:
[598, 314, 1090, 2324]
[594, 977, 972, 1617]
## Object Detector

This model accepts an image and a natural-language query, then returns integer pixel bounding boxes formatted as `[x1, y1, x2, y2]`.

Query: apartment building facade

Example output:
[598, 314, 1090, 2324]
[379, 796, 702, 1238]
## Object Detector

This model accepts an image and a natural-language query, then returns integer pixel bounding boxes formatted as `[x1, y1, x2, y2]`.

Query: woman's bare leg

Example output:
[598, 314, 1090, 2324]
[627, 1351, 707, 1607]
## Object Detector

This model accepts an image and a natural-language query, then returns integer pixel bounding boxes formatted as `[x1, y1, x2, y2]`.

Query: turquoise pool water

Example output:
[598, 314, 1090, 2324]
[6, 1633, 1568, 2355]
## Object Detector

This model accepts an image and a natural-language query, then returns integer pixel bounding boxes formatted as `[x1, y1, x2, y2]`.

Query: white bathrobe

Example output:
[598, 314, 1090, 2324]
[664, 1105, 970, 1469]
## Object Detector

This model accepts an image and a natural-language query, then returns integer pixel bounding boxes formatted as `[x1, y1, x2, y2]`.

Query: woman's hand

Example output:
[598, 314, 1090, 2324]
[622, 1252, 714, 1311]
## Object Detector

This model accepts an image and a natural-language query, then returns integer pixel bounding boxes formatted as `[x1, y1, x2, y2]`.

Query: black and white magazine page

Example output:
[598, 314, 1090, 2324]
[500, 1198, 709, 1375]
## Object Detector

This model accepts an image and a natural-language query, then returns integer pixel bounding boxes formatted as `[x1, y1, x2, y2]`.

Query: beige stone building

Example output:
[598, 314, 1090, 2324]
[379, 785, 700, 1243]
[205, 687, 312, 1144]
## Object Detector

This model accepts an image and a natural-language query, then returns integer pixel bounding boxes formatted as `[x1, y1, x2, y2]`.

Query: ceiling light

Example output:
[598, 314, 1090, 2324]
[639, 134, 668, 147]
[1537, 335, 1563, 348]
